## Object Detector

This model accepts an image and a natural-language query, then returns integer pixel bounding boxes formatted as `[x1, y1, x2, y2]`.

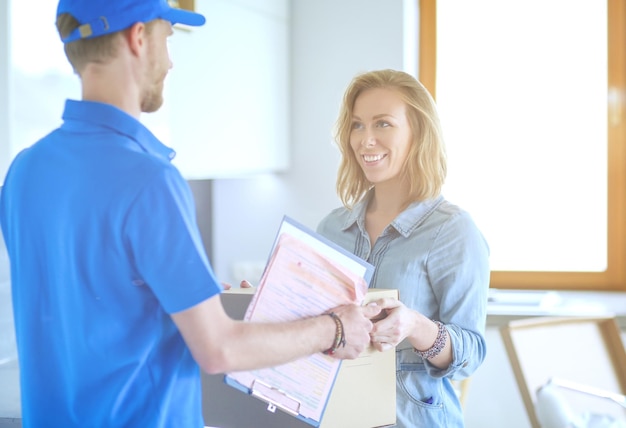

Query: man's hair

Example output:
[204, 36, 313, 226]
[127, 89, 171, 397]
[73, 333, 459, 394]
[333, 69, 447, 209]
[56, 13, 123, 73]
[56, 14, 157, 74]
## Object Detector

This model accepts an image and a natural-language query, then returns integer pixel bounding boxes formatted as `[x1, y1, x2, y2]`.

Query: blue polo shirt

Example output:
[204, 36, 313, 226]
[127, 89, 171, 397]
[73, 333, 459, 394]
[0, 100, 222, 428]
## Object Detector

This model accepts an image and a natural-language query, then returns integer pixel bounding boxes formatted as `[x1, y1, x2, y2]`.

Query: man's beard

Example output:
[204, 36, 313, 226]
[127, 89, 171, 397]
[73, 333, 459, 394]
[141, 88, 164, 114]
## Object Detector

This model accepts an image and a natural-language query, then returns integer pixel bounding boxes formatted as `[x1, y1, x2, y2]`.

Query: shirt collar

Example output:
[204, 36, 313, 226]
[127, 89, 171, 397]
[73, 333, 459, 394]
[341, 190, 445, 238]
[393, 195, 445, 237]
[61, 99, 176, 162]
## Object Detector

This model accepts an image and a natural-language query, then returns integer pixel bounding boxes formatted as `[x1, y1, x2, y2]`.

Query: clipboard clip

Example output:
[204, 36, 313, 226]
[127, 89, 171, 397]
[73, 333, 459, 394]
[250, 379, 302, 416]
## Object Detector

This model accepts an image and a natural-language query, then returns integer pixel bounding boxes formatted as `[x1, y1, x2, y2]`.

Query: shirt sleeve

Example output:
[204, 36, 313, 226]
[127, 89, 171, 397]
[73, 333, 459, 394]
[425, 209, 490, 379]
[123, 165, 222, 314]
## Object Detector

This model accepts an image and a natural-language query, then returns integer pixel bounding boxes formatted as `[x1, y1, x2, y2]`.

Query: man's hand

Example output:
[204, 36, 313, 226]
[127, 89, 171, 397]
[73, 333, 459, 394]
[326, 302, 382, 359]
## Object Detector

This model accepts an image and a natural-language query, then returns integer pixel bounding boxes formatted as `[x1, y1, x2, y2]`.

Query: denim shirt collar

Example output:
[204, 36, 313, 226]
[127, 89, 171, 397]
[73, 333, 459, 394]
[61, 99, 176, 162]
[341, 190, 445, 238]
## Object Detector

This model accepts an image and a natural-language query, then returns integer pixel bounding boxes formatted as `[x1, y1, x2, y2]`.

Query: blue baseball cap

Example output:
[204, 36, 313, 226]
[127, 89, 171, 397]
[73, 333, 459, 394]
[57, 0, 206, 43]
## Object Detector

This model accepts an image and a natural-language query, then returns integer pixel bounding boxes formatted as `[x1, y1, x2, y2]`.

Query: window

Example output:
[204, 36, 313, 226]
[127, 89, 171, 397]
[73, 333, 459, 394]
[420, 0, 626, 291]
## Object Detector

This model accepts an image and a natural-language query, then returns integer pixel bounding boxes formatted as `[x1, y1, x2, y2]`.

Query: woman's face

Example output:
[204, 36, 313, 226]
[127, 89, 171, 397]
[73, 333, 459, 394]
[349, 87, 413, 186]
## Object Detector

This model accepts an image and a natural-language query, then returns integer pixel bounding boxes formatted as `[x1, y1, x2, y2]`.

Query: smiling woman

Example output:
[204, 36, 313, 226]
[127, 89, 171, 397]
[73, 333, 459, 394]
[317, 69, 490, 428]
[419, 0, 626, 291]
[349, 88, 414, 197]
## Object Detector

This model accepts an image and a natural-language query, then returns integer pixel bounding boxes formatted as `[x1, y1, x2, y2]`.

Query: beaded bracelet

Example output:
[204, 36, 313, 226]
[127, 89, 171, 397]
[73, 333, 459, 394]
[414, 320, 447, 360]
[323, 312, 346, 355]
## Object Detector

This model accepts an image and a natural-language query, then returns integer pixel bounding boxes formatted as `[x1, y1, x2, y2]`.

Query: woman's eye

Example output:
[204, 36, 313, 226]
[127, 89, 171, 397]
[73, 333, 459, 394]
[377, 121, 391, 128]
[351, 122, 364, 130]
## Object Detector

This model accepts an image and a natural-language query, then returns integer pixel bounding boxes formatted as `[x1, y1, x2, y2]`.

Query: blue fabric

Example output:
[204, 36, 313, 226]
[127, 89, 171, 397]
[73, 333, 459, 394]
[0, 99, 222, 428]
[317, 192, 490, 428]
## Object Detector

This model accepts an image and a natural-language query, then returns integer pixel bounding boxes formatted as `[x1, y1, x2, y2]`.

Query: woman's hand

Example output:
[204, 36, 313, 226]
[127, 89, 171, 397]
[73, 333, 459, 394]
[221, 280, 254, 290]
[368, 297, 417, 352]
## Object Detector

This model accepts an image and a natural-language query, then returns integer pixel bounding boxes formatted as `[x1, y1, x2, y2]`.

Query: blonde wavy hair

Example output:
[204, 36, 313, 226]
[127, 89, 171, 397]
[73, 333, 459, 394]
[334, 69, 447, 209]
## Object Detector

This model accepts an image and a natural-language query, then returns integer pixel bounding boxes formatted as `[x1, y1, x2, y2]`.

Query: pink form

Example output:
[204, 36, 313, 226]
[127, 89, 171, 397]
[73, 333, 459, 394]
[227, 232, 368, 423]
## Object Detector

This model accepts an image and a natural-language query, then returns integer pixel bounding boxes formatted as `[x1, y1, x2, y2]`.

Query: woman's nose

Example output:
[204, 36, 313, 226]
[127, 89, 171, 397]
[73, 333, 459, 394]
[362, 132, 376, 147]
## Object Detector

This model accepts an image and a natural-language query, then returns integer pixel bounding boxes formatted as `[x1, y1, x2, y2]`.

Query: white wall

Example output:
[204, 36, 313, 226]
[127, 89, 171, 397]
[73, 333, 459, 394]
[0, 1, 10, 179]
[210, 0, 410, 286]
[0, 2, 20, 421]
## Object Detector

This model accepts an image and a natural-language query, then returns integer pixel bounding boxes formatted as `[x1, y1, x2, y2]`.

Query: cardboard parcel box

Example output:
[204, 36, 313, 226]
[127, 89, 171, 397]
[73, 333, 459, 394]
[202, 287, 397, 428]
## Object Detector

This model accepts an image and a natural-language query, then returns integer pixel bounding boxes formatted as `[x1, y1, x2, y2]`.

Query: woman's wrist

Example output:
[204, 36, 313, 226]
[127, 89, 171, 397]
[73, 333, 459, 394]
[413, 320, 447, 360]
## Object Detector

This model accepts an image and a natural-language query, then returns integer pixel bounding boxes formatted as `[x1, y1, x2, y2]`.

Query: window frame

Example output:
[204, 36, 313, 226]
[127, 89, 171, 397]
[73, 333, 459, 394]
[419, 0, 626, 291]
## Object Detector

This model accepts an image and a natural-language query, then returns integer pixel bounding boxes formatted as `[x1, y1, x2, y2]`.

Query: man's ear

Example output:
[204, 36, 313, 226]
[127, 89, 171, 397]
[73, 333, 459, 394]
[125, 22, 147, 56]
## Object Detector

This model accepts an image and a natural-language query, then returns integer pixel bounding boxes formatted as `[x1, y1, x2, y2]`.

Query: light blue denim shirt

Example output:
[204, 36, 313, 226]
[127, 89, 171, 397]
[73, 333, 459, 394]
[317, 192, 490, 428]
